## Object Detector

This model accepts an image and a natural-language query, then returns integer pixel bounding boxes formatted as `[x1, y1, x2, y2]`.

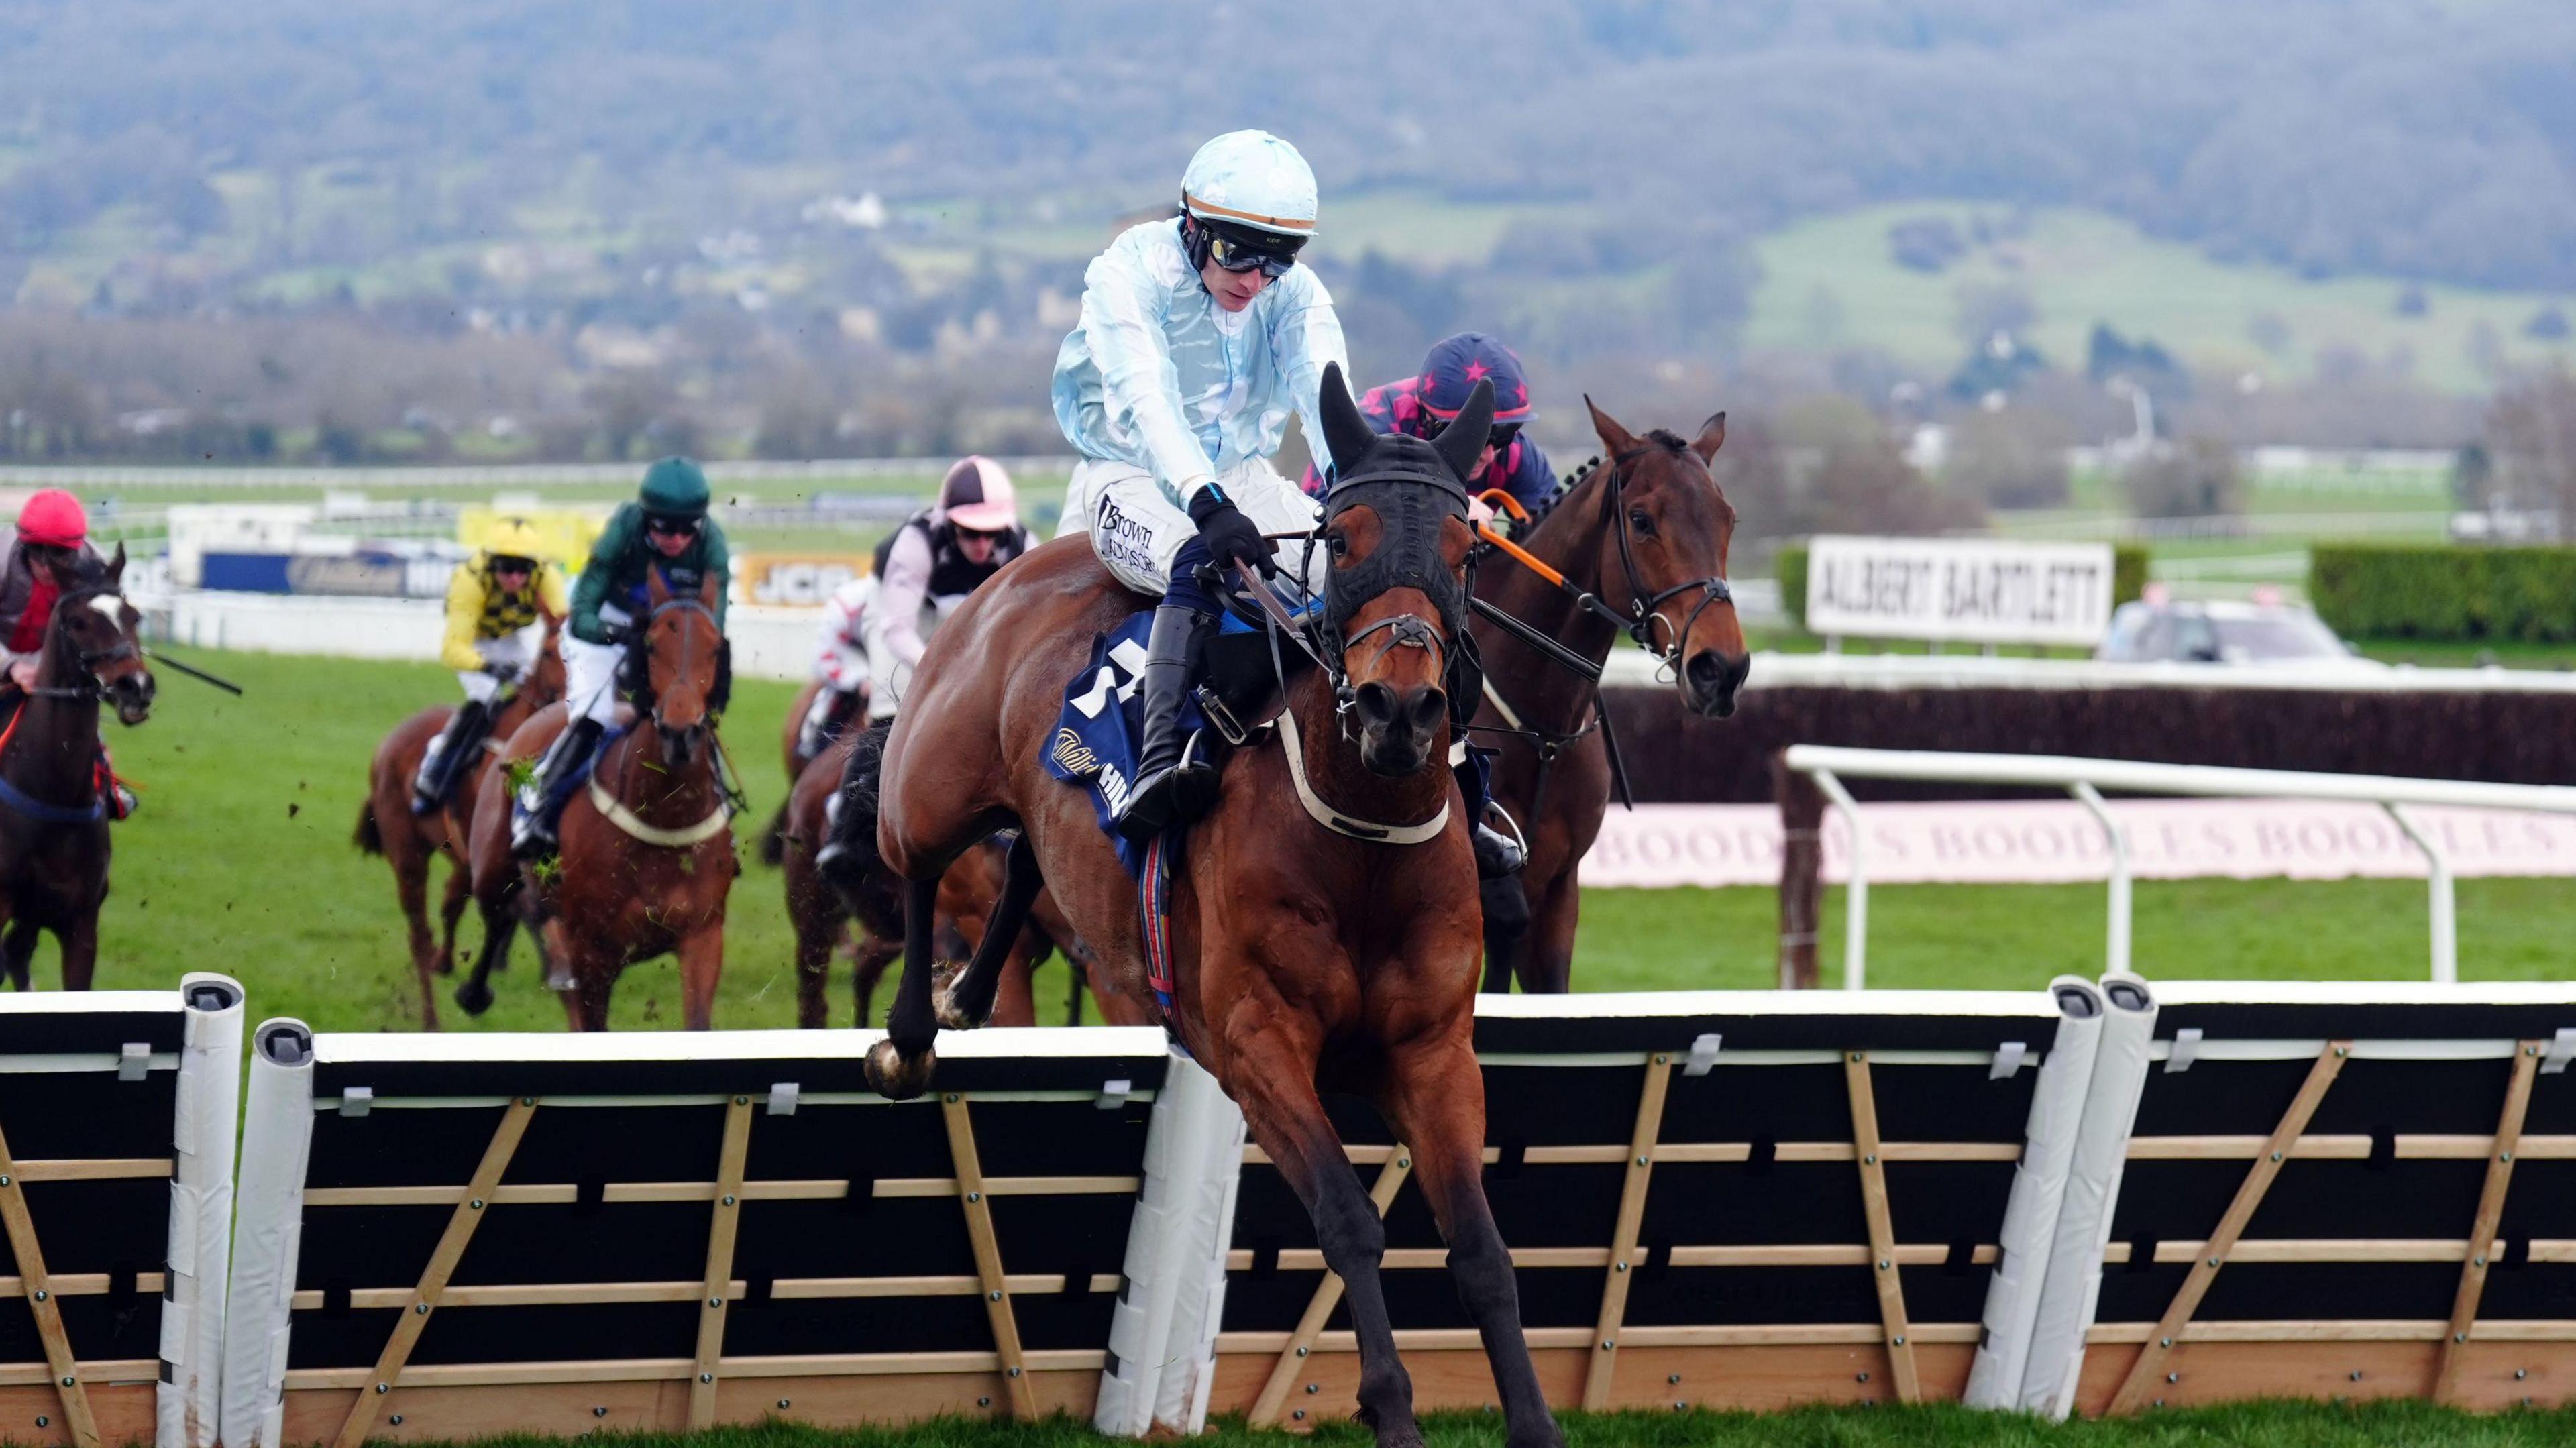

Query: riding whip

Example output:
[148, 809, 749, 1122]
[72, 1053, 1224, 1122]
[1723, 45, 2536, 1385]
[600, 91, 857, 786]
[142, 647, 246, 696]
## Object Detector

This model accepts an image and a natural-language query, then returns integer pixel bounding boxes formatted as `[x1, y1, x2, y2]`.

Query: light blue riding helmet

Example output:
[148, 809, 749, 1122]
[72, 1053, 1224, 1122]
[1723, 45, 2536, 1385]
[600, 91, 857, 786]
[1180, 131, 1319, 275]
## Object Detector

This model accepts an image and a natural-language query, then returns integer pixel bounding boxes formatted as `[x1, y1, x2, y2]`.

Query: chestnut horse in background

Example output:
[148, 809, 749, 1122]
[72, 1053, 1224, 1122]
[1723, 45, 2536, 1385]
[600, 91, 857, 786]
[862, 368, 1565, 1448]
[0, 547, 154, 991]
[779, 722, 1146, 1029]
[1472, 402, 1747, 991]
[465, 569, 736, 1028]
[356, 614, 564, 1026]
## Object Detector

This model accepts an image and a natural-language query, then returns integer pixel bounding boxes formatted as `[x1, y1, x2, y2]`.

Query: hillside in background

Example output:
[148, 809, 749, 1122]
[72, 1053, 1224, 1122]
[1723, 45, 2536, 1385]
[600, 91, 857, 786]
[5, 1, 2575, 474]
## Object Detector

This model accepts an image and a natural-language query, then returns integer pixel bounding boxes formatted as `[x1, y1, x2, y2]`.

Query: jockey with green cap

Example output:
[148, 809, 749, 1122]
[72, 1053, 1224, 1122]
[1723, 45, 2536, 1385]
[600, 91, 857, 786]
[510, 456, 730, 858]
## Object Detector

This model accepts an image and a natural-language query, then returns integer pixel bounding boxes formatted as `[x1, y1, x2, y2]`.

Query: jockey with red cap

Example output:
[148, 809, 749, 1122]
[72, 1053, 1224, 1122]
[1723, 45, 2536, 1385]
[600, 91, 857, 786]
[0, 490, 135, 818]
[1302, 333, 1558, 516]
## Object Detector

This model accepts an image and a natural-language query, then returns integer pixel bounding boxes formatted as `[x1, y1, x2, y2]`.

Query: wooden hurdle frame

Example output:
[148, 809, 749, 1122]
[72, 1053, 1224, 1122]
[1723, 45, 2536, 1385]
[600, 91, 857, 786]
[1212, 1039, 2045, 1421]
[0, 980, 243, 1448]
[226, 1029, 1172, 1447]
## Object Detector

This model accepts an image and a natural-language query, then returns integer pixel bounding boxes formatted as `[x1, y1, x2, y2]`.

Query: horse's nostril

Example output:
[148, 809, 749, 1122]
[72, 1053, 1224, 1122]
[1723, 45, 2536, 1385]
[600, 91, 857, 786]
[1354, 681, 1397, 725]
[1408, 688, 1446, 732]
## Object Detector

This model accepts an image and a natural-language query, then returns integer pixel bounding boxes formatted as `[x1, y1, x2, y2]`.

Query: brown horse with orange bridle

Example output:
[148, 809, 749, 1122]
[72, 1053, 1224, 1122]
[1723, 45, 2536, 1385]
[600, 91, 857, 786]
[863, 368, 1563, 1448]
[465, 568, 736, 1029]
[356, 614, 566, 1027]
[1469, 402, 1748, 991]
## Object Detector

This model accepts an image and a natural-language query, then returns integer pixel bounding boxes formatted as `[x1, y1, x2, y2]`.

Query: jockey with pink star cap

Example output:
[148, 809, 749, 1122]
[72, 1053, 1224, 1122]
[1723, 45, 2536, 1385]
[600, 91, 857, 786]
[1301, 333, 1558, 515]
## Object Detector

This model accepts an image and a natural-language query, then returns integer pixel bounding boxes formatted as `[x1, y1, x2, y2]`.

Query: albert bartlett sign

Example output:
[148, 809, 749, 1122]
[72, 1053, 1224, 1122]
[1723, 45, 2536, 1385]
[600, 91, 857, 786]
[1805, 535, 2115, 648]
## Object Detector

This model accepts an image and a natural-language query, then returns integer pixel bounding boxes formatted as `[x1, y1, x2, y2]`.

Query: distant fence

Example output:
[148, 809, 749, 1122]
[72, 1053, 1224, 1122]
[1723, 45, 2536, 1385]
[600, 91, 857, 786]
[9, 978, 2575, 1446]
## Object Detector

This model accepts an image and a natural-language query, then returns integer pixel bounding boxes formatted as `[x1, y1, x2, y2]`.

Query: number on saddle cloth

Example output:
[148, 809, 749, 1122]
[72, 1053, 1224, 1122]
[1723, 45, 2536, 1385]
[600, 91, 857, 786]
[1042, 610, 1210, 879]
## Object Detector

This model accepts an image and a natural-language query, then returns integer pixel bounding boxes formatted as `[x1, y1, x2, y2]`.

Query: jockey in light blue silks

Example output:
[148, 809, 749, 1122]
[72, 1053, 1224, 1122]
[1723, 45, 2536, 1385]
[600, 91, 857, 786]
[1053, 131, 1521, 872]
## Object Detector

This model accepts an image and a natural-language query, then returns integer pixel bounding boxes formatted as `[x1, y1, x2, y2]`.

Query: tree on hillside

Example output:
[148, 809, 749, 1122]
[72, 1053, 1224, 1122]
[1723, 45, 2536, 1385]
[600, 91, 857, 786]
[2121, 438, 2243, 519]
[2485, 366, 2576, 537]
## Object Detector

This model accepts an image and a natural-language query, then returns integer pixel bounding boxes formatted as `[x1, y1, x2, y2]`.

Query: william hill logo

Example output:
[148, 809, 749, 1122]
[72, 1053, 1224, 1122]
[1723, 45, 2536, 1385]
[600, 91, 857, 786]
[1051, 728, 1100, 777]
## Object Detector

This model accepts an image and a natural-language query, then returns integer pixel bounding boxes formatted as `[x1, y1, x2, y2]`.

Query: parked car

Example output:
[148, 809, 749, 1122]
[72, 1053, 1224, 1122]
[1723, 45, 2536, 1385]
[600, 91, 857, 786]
[2097, 598, 2384, 667]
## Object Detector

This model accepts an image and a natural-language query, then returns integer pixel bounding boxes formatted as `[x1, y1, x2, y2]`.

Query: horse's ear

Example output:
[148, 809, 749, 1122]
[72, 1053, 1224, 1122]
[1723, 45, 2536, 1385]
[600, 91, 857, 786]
[698, 569, 720, 608]
[1433, 378, 1495, 484]
[1318, 361, 1377, 478]
[1692, 411, 1727, 466]
[1585, 395, 1641, 459]
[647, 564, 672, 608]
[107, 542, 127, 583]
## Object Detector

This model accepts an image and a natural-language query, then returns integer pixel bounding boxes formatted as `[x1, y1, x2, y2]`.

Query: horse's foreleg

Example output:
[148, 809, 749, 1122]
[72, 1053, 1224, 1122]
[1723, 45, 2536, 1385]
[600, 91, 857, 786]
[863, 877, 943, 1099]
[934, 834, 1042, 1030]
[3, 918, 42, 991]
[58, 912, 99, 993]
[0, 907, 23, 989]
[1479, 875, 1532, 993]
[454, 893, 517, 1018]
[1521, 872, 1580, 994]
[435, 860, 470, 977]
[392, 838, 441, 1011]
[789, 891, 842, 1030]
[1381, 1036, 1564, 1448]
[677, 920, 722, 1031]
[851, 931, 899, 1028]
[1223, 1004, 1419, 1447]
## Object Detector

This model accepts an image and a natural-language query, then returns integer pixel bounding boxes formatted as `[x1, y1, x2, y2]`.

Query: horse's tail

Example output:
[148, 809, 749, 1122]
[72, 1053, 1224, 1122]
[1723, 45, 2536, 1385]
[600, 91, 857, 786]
[354, 799, 384, 856]
[818, 721, 894, 913]
[758, 803, 791, 867]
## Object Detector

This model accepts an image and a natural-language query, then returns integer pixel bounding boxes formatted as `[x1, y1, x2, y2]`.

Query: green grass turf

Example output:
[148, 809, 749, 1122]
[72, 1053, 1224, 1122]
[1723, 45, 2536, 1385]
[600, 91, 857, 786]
[25, 647, 2570, 1028]
[370, 1401, 2576, 1448]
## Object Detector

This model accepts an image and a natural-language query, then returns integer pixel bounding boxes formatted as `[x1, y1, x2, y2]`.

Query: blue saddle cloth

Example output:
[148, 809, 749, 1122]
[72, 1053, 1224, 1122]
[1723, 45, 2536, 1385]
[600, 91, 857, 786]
[1044, 612, 1207, 879]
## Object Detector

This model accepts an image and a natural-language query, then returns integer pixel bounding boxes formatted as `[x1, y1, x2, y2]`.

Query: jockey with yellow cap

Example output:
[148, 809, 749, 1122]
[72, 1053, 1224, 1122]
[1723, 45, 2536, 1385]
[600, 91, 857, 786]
[411, 516, 568, 814]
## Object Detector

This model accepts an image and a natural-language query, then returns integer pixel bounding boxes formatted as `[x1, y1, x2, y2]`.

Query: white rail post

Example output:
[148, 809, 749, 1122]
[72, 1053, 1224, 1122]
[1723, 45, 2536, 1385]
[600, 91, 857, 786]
[2068, 782, 2131, 978]
[2385, 803, 2457, 984]
[1809, 767, 1868, 990]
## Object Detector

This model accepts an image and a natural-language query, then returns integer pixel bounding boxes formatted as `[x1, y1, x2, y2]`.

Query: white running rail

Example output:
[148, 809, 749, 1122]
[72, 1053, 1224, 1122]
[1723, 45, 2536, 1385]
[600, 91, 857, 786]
[1781, 745, 2576, 989]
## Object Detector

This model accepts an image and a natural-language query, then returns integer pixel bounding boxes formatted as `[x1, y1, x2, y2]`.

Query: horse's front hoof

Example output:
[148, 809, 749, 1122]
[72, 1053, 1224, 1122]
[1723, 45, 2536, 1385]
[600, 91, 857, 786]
[435, 953, 455, 977]
[932, 959, 987, 1030]
[865, 1039, 935, 1101]
[453, 980, 494, 1017]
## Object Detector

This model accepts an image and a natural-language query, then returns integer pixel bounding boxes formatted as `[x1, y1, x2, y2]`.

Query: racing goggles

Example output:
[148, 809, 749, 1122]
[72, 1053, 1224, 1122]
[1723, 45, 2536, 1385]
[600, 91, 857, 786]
[1199, 219, 1306, 278]
[490, 555, 537, 575]
[644, 514, 701, 540]
[1421, 414, 1522, 453]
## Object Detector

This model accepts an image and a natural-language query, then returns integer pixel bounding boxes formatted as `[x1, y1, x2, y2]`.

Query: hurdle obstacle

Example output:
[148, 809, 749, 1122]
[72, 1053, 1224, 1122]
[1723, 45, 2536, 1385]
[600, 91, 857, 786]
[0, 975, 244, 1448]
[219, 1027, 1173, 1447]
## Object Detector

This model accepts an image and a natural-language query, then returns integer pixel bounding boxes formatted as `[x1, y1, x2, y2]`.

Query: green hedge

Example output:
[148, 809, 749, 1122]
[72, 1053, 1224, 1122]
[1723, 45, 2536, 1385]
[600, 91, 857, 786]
[2310, 544, 2576, 642]
[1772, 541, 2146, 633]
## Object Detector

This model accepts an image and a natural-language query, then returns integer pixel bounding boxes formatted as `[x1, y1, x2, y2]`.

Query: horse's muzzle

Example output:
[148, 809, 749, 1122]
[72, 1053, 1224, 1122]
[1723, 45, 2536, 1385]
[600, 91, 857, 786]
[658, 720, 707, 767]
[1352, 680, 1446, 776]
[1684, 649, 1750, 719]
[111, 673, 156, 726]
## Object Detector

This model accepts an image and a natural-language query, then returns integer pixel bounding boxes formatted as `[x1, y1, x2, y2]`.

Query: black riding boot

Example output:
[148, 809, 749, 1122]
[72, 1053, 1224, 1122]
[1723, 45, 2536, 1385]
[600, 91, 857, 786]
[411, 698, 492, 814]
[1114, 604, 1217, 842]
[510, 716, 603, 858]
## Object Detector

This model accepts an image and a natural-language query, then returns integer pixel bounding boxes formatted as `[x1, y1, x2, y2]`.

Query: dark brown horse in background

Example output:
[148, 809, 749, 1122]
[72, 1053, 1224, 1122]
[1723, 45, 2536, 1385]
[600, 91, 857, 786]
[355, 614, 564, 1027]
[0, 547, 154, 990]
[863, 368, 1564, 1448]
[780, 722, 1148, 1029]
[1472, 402, 1747, 991]
[465, 569, 736, 1028]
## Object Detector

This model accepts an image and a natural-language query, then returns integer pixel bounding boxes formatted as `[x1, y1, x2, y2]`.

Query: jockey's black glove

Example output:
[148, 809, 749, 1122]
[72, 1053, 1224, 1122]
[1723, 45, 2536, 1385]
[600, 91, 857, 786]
[1187, 486, 1271, 577]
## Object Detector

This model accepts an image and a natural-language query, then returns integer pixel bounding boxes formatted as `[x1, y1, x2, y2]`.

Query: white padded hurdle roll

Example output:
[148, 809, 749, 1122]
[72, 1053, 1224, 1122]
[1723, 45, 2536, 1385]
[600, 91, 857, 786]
[1964, 977, 2105, 1409]
[218, 1019, 317, 1448]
